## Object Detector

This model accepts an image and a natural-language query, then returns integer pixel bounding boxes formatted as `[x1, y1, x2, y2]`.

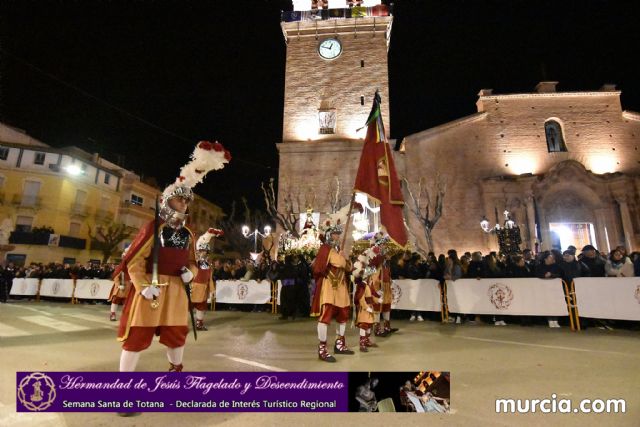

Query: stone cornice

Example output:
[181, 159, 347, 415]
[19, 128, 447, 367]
[479, 91, 621, 101]
[403, 112, 487, 142]
[278, 139, 396, 154]
[622, 110, 640, 121]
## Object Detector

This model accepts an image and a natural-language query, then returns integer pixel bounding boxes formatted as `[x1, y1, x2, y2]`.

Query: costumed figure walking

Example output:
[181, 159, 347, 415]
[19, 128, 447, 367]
[116, 141, 230, 373]
[311, 220, 355, 362]
[192, 228, 223, 331]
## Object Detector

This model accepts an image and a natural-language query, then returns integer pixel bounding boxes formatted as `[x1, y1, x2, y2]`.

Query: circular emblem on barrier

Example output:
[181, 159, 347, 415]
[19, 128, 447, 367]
[90, 282, 100, 297]
[20, 281, 27, 294]
[17, 372, 57, 411]
[635, 285, 640, 304]
[391, 280, 402, 306]
[237, 283, 249, 300]
[51, 281, 60, 295]
[487, 283, 513, 310]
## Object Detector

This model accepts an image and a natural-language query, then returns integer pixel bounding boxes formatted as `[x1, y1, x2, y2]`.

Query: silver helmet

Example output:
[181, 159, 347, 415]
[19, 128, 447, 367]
[160, 183, 194, 229]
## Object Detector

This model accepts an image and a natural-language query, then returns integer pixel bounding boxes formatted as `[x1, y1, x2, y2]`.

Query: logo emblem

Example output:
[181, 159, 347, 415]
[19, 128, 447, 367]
[90, 282, 100, 297]
[51, 281, 60, 295]
[487, 283, 514, 310]
[237, 284, 249, 300]
[17, 372, 57, 411]
[391, 281, 402, 306]
[635, 285, 640, 304]
[20, 280, 27, 294]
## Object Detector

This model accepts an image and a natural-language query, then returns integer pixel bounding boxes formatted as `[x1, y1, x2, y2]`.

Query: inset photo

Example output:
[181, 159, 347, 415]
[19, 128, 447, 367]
[348, 371, 450, 413]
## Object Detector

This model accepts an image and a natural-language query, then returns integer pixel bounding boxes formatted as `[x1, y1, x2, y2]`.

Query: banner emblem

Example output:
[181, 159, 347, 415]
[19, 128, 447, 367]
[17, 372, 57, 411]
[487, 283, 513, 310]
[237, 283, 249, 300]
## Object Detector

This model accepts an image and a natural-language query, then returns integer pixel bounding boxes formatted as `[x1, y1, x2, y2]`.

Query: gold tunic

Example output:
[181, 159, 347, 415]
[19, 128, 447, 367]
[125, 237, 198, 329]
[318, 248, 351, 308]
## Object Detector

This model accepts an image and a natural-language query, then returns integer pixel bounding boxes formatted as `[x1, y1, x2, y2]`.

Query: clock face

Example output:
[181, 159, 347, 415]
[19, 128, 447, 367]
[318, 38, 342, 60]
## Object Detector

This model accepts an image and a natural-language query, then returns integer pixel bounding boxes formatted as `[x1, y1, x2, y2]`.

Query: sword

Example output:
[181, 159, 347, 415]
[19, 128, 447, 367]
[146, 196, 166, 309]
[181, 267, 198, 341]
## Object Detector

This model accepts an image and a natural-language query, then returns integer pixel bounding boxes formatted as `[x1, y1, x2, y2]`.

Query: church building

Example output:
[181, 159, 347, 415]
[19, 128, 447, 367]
[277, 1, 640, 254]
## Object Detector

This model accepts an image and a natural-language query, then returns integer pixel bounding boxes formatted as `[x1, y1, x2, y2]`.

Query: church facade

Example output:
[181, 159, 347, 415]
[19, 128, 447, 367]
[277, 2, 640, 254]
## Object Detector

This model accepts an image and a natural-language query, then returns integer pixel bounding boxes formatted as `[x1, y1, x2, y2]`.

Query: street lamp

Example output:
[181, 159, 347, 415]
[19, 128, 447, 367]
[480, 210, 522, 255]
[241, 225, 272, 254]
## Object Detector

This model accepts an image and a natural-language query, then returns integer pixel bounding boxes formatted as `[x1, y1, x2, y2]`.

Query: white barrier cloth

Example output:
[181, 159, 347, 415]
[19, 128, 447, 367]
[74, 279, 113, 300]
[215, 280, 271, 304]
[10, 278, 39, 296]
[574, 277, 640, 321]
[39, 278, 75, 298]
[446, 278, 568, 316]
[392, 279, 442, 311]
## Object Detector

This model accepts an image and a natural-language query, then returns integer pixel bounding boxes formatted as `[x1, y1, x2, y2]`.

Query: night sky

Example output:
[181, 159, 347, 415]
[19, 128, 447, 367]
[1, 0, 639, 213]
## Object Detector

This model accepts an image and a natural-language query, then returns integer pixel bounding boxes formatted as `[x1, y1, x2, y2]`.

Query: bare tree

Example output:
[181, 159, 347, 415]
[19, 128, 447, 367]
[328, 176, 343, 214]
[88, 222, 134, 263]
[261, 177, 301, 238]
[403, 174, 446, 255]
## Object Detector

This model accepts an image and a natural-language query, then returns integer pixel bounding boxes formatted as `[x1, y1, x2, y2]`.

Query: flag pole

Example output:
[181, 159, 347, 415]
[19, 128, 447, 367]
[340, 193, 356, 252]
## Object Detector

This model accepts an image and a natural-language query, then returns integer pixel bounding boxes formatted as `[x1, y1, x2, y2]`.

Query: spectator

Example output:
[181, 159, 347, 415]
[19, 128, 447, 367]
[536, 251, 563, 328]
[507, 255, 534, 278]
[605, 249, 635, 277]
[579, 245, 606, 277]
[466, 252, 486, 278]
[559, 250, 589, 282]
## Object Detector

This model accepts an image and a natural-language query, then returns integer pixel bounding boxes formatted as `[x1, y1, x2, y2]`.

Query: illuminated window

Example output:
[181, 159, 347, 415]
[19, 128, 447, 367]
[318, 110, 336, 134]
[545, 120, 568, 152]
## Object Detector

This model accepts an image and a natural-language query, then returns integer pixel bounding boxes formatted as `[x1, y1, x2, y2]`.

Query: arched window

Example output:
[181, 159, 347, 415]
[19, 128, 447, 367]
[544, 120, 568, 152]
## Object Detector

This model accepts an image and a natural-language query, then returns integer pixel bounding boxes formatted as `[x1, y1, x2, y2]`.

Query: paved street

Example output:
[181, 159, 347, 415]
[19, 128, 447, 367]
[1, 300, 639, 426]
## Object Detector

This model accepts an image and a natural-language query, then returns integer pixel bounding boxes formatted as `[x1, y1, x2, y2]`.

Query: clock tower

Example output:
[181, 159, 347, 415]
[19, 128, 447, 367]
[277, 1, 393, 221]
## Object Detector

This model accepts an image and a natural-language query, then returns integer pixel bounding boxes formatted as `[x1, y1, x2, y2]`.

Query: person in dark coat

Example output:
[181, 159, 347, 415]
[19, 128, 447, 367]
[536, 251, 563, 328]
[579, 245, 606, 277]
[559, 250, 590, 282]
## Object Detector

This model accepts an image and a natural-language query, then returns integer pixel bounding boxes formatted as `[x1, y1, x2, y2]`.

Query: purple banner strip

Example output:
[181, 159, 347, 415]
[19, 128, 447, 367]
[17, 372, 348, 412]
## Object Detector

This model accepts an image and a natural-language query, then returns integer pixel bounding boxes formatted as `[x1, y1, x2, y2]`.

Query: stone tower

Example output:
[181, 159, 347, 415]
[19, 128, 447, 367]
[278, 2, 393, 224]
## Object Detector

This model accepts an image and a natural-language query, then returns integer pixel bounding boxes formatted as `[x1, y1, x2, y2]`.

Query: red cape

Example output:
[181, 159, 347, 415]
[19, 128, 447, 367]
[310, 244, 332, 317]
[111, 219, 155, 280]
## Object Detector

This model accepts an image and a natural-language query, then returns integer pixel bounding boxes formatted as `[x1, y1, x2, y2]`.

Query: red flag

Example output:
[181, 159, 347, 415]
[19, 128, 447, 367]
[354, 92, 408, 247]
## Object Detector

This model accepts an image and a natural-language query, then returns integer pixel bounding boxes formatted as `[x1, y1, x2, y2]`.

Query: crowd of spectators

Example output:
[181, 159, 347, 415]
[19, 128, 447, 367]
[8, 262, 116, 280]
[388, 244, 639, 282]
[388, 244, 639, 328]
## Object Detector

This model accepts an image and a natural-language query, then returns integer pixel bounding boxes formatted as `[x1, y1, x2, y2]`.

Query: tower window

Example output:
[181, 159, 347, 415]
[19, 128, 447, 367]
[361, 60, 365, 67]
[318, 110, 336, 134]
[545, 120, 568, 152]
[360, 96, 365, 106]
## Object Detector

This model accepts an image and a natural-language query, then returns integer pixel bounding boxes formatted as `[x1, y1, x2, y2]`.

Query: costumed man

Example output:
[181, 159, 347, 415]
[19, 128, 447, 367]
[108, 247, 132, 321]
[368, 233, 397, 337]
[311, 220, 354, 362]
[354, 273, 381, 352]
[379, 255, 398, 335]
[191, 228, 223, 331]
[116, 141, 230, 372]
[353, 245, 384, 352]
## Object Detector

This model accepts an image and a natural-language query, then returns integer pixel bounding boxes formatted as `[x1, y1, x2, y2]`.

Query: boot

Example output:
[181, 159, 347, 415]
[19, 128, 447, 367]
[168, 363, 183, 372]
[318, 341, 336, 362]
[334, 336, 355, 355]
[110, 312, 116, 322]
[365, 332, 378, 348]
[384, 320, 399, 334]
[196, 319, 208, 331]
[359, 335, 368, 352]
[374, 323, 388, 337]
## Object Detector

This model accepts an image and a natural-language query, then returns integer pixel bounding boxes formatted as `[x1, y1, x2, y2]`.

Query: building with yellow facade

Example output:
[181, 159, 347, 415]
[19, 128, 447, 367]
[0, 122, 225, 266]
